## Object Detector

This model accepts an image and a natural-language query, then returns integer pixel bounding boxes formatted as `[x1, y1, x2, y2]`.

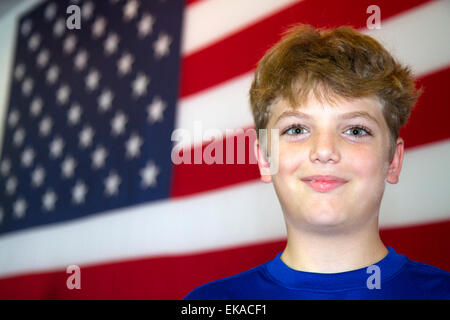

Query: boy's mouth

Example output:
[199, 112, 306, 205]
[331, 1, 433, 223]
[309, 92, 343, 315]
[301, 175, 348, 192]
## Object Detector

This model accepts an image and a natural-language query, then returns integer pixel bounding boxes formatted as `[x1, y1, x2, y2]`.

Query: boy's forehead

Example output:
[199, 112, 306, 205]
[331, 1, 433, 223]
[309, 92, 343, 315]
[268, 94, 384, 127]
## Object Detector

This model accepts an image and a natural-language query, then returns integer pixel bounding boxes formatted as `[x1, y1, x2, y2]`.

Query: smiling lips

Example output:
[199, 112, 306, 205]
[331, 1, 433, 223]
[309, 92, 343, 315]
[301, 175, 348, 192]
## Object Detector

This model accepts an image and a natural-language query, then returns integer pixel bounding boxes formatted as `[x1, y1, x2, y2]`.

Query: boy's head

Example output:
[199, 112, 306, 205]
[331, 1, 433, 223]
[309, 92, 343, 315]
[250, 24, 421, 163]
[249, 24, 421, 232]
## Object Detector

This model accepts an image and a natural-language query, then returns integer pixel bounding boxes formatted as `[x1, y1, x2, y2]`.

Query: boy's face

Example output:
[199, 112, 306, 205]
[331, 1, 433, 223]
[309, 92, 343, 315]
[256, 93, 404, 233]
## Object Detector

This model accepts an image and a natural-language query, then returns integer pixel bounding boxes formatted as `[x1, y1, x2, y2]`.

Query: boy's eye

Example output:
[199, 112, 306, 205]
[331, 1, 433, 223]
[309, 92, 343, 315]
[345, 126, 372, 137]
[282, 125, 372, 138]
[284, 126, 307, 135]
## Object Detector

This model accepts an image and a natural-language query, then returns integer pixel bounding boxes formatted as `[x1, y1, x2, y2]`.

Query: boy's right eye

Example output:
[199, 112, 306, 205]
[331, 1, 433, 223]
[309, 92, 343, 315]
[283, 125, 307, 135]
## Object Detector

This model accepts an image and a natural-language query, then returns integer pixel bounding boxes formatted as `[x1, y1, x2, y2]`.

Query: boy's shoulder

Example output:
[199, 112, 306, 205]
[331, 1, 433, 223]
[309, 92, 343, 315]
[397, 257, 450, 298]
[183, 263, 269, 300]
[402, 257, 450, 280]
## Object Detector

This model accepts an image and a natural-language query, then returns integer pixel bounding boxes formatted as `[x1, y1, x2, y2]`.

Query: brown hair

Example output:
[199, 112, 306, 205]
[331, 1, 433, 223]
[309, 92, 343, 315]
[249, 24, 422, 162]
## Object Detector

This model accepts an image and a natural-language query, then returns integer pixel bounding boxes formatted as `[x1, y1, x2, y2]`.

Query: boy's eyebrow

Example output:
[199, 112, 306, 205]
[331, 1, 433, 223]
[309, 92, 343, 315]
[340, 111, 381, 126]
[274, 110, 381, 127]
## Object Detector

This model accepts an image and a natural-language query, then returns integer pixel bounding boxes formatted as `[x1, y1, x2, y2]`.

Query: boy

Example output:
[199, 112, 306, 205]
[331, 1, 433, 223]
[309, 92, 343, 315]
[184, 24, 450, 299]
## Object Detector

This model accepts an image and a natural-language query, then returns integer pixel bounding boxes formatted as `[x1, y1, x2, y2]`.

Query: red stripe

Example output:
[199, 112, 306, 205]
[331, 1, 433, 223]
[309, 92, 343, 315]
[180, 0, 432, 98]
[0, 219, 448, 299]
[170, 126, 260, 197]
[171, 68, 450, 198]
[400, 66, 450, 149]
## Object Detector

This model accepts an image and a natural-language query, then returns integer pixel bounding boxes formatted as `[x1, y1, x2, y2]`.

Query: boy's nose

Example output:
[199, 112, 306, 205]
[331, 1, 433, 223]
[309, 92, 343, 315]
[309, 132, 341, 164]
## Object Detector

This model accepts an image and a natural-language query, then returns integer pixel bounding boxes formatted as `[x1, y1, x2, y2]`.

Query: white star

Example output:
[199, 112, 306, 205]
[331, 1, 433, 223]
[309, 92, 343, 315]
[44, 3, 57, 21]
[13, 197, 27, 219]
[91, 145, 108, 169]
[74, 49, 89, 71]
[31, 165, 46, 188]
[153, 32, 172, 59]
[117, 52, 134, 76]
[30, 96, 43, 117]
[111, 111, 127, 136]
[61, 156, 77, 179]
[104, 171, 121, 197]
[49, 136, 65, 159]
[147, 96, 167, 123]
[28, 32, 41, 51]
[92, 16, 107, 38]
[21, 147, 35, 168]
[14, 63, 26, 81]
[125, 133, 143, 159]
[56, 84, 71, 105]
[7, 110, 20, 128]
[63, 34, 77, 55]
[81, 1, 94, 20]
[13, 127, 26, 147]
[137, 13, 155, 38]
[36, 49, 50, 69]
[6, 176, 18, 195]
[85, 69, 101, 91]
[140, 161, 159, 188]
[72, 180, 88, 205]
[79, 125, 95, 148]
[53, 18, 66, 38]
[123, 0, 140, 21]
[68, 103, 82, 126]
[39, 116, 53, 137]
[46, 64, 60, 85]
[131, 72, 150, 98]
[104, 32, 120, 56]
[42, 189, 57, 211]
[22, 77, 34, 96]
[1, 158, 11, 176]
[21, 19, 32, 37]
[98, 88, 114, 112]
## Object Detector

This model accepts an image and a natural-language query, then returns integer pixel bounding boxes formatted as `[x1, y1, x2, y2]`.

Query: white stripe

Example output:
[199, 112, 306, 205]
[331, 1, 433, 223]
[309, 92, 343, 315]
[182, 0, 301, 55]
[0, 139, 449, 278]
[380, 139, 450, 227]
[176, 0, 450, 149]
[174, 72, 255, 149]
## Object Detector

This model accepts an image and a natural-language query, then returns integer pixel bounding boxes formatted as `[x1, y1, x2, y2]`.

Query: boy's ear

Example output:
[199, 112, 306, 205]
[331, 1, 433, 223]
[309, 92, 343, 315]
[254, 139, 272, 183]
[386, 137, 405, 184]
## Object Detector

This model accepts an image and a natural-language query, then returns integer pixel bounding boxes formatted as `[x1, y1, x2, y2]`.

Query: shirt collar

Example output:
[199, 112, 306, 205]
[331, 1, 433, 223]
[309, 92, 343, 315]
[265, 246, 407, 290]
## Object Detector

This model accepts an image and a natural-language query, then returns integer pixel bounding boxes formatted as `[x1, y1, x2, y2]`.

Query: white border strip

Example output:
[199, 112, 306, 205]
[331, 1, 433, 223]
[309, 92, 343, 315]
[0, 139, 449, 278]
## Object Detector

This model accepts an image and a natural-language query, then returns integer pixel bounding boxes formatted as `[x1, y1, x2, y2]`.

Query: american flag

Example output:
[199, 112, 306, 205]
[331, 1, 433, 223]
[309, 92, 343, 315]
[0, 0, 181, 234]
[0, 0, 449, 299]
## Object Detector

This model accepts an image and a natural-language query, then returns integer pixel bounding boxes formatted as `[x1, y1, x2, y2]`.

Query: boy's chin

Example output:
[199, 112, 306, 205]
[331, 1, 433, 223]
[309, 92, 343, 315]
[288, 210, 352, 234]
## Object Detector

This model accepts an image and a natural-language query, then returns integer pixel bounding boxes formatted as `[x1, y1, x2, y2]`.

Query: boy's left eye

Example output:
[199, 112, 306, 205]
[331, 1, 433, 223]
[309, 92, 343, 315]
[345, 126, 372, 137]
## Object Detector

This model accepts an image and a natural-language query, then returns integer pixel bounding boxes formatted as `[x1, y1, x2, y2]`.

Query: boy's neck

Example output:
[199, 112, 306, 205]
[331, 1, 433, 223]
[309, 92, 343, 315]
[280, 219, 388, 274]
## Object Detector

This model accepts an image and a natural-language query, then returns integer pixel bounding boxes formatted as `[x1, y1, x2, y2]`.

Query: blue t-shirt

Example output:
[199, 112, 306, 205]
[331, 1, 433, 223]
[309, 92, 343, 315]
[184, 247, 450, 299]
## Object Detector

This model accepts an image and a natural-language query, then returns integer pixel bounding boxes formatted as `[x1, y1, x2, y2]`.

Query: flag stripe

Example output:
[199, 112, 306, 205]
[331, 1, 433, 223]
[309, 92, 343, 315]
[182, 0, 301, 55]
[1, 219, 449, 299]
[0, 139, 449, 279]
[180, 0, 433, 98]
[171, 67, 450, 197]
